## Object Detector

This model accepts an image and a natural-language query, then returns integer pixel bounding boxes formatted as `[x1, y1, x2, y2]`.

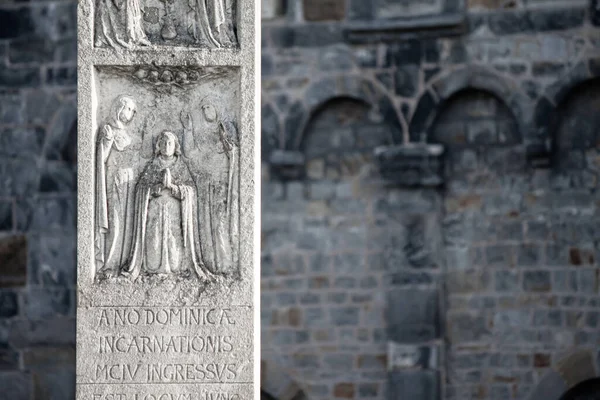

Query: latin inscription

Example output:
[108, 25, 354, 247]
[87, 307, 250, 385]
[94, 363, 239, 382]
[99, 335, 234, 354]
[97, 308, 236, 327]
[92, 392, 241, 400]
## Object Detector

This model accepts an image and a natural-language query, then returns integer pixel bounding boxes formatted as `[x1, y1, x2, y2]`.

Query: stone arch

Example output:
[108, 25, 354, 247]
[427, 88, 522, 148]
[410, 66, 530, 143]
[285, 75, 403, 150]
[533, 61, 598, 154]
[261, 359, 307, 400]
[527, 349, 598, 400]
[537, 76, 600, 170]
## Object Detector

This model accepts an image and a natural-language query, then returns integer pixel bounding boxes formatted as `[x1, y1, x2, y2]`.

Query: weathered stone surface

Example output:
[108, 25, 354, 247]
[78, 0, 258, 399]
[304, 0, 346, 21]
[388, 370, 439, 400]
[0, 235, 27, 288]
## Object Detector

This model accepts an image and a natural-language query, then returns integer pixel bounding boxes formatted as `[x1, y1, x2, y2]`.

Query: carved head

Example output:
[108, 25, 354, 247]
[201, 103, 217, 123]
[112, 95, 136, 125]
[155, 131, 181, 158]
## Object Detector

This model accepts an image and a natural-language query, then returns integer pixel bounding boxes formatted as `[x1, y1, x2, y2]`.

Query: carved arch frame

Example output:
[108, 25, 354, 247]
[533, 60, 600, 162]
[284, 74, 404, 152]
[410, 66, 531, 146]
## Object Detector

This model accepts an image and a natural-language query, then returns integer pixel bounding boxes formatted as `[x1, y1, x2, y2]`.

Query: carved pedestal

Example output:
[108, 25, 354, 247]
[77, 1, 259, 399]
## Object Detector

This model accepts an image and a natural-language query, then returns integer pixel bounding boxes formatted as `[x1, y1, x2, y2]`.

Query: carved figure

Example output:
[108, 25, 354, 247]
[159, 0, 178, 41]
[187, 0, 234, 47]
[121, 131, 210, 281]
[182, 104, 239, 276]
[95, 0, 150, 48]
[96, 95, 147, 277]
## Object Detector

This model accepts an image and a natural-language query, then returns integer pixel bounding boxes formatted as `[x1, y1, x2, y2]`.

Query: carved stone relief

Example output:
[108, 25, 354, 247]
[94, 0, 238, 48]
[94, 66, 240, 283]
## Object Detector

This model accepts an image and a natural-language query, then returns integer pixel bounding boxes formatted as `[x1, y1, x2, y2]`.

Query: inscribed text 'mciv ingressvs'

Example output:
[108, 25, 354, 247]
[77, 1, 259, 399]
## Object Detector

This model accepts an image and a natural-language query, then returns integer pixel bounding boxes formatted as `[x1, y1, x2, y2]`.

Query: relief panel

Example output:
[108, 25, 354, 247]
[94, 0, 238, 48]
[94, 66, 240, 283]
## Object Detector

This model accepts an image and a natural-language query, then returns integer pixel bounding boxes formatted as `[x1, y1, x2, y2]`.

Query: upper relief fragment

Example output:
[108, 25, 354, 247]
[94, 0, 238, 49]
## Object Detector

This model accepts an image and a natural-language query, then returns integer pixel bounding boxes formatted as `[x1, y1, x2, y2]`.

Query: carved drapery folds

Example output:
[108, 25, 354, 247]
[94, 0, 238, 48]
[94, 67, 240, 283]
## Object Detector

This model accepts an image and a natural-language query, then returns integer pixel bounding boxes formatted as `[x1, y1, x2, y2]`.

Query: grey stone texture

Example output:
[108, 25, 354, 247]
[261, 0, 600, 399]
[2, 0, 600, 399]
[77, 1, 257, 400]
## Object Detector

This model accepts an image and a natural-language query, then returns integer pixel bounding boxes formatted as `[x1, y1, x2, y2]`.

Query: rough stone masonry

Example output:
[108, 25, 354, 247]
[77, 0, 259, 399]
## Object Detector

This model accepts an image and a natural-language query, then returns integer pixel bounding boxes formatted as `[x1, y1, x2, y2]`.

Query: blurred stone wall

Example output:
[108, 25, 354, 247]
[0, 1, 77, 398]
[1, 0, 600, 399]
[261, 0, 600, 399]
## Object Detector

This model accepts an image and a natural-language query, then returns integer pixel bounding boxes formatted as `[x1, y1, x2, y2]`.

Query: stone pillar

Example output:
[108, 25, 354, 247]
[77, 0, 259, 398]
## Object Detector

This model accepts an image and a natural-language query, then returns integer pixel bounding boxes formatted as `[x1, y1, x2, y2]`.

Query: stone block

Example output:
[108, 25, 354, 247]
[8, 318, 75, 349]
[0, 8, 35, 39]
[494, 270, 519, 292]
[0, 64, 40, 88]
[262, 0, 285, 19]
[0, 92, 23, 125]
[388, 370, 439, 400]
[0, 343, 19, 370]
[488, 10, 532, 35]
[0, 200, 12, 232]
[9, 37, 55, 64]
[24, 287, 71, 319]
[0, 126, 45, 159]
[45, 66, 77, 86]
[374, 143, 445, 187]
[552, 270, 578, 293]
[0, 235, 27, 288]
[333, 382, 355, 398]
[32, 368, 75, 400]
[324, 354, 354, 371]
[330, 306, 360, 326]
[529, 8, 585, 32]
[523, 270, 551, 292]
[448, 312, 490, 342]
[293, 24, 344, 47]
[23, 346, 75, 369]
[18, 195, 75, 233]
[269, 149, 305, 180]
[0, 290, 18, 318]
[387, 341, 439, 370]
[387, 40, 423, 66]
[0, 371, 32, 399]
[387, 288, 440, 342]
[395, 65, 419, 97]
[39, 161, 76, 194]
[304, 0, 346, 21]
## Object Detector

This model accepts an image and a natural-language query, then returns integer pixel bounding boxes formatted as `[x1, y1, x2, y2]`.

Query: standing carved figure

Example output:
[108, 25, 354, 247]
[95, 0, 150, 48]
[187, 0, 234, 47]
[182, 104, 238, 276]
[121, 131, 209, 281]
[96, 95, 146, 278]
